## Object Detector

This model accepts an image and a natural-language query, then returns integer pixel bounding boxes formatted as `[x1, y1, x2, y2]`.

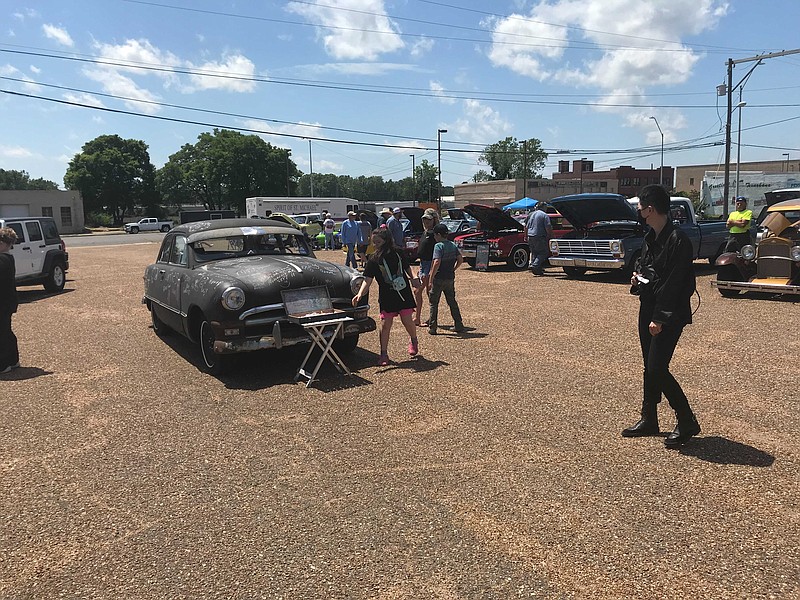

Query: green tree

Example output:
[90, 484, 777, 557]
[471, 170, 491, 183]
[158, 129, 299, 213]
[414, 160, 439, 203]
[64, 135, 158, 225]
[0, 169, 59, 190]
[478, 137, 548, 180]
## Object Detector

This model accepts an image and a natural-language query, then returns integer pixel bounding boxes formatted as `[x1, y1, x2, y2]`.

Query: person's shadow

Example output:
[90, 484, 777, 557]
[679, 436, 775, 467]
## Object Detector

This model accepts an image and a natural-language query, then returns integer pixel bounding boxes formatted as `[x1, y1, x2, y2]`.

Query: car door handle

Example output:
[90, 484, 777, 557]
[38, 244, 46, 248]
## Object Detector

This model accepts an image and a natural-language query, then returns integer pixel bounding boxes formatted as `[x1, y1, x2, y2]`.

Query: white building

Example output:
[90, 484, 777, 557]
[0, 190, 85, 234]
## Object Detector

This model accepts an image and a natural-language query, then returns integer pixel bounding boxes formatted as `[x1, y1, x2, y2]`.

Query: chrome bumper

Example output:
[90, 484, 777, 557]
[549, 256, 625, 269]
[711, 280, 800, 295]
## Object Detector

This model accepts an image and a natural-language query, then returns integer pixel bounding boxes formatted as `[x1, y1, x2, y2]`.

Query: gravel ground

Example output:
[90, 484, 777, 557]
[1, 243, 798, 599]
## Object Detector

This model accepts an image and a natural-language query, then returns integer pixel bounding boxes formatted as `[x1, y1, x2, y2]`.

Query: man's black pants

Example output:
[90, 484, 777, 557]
[725, 232, 752, 253]
[0, 312, 19, 369]
[638, 307, 692, 420]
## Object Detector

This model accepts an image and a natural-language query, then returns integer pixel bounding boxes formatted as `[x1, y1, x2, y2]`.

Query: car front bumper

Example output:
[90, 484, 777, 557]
[711, 279, 800, 295]
[549, 256, 625, 269]
[212, 316, 377, 353]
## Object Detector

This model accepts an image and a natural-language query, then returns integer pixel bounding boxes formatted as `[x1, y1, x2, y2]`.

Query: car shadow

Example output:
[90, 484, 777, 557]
[556, 271, 631, 286]
[0, 366, 53, 381]
[17, 287, 75, 304]
[678, 436, 776, 467]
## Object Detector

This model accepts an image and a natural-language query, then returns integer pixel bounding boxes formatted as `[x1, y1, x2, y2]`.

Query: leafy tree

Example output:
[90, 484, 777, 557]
[414, 159, 439, 203]
[64, 135, 158, 225]
[0, 169, 59, 190]
[471, 170, 491, 183]
[478, 137, 548, 180]
[158, 129, 300, 213]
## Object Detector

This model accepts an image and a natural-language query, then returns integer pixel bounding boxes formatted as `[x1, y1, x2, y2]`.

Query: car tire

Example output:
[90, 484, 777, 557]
[507, 246, 529, 270]
[199, 319, 230, 375]
[43, 260, 66, 292]
[151, 306, 171, 337]
[160, 225, 170, 233]
[333, 334, 359, 355]
[465, 258, 476, 268]
[716, 265, 742, 298]
[130, 226, 139, 234]
[563, 266, 587, 278]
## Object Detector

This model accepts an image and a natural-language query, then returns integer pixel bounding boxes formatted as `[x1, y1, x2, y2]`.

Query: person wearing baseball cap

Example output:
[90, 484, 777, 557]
[387, 207, 404, 247]
[340, 211, 363, 269]
[725, 196, 752, 252]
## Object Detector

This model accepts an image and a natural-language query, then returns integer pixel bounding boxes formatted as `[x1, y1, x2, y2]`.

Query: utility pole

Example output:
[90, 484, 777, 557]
[522, 140, 528, 199]
[410, 154, 416, 207]
[722, 48, 800, 219]
[437, 129, 447, 211]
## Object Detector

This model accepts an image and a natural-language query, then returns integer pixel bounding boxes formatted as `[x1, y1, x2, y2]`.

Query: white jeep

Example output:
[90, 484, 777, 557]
[0, 216, 69, 291]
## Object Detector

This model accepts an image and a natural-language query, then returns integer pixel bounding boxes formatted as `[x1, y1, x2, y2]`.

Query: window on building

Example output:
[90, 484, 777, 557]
[633, 178, 640, 186]
[42, 206, 53, 217]
[689, 177, 695, 186]
[61, 206, 73, 228]
[621, 178, 631, 186]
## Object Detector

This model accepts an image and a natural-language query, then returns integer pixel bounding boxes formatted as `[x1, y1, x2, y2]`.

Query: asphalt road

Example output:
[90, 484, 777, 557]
[1, 246, 798, 599]
[65, 231, 165, 247]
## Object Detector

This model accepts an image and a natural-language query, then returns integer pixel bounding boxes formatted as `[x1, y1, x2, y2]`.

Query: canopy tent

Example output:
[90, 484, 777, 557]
[503, 197, 539, 211]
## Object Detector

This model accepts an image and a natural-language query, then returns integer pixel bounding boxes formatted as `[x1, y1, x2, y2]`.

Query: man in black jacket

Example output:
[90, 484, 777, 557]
[0, 227, 20, 374]
[622, 185, 701, 448]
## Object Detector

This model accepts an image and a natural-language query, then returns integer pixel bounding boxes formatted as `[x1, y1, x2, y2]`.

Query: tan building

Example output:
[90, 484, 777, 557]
[675, 158, 799, 195]
[0, 190, 85, 234]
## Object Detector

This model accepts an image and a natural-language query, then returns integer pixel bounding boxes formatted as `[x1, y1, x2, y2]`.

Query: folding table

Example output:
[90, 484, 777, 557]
[292, 316, 354, 388]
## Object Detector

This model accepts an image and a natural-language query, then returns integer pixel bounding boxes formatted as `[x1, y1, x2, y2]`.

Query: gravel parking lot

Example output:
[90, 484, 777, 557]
[1, 242, 798, 599]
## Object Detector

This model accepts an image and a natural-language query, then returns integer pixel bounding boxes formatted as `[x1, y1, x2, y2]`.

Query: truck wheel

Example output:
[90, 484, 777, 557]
[199, 319, 230, 375]
[716, 265, 741, 298]
[563, 266, 587, 278]
[333, 334, 358, 355]
[507, 246, 530, 270]
[151, 306, 171, 337]
[130, 226, 139, 234]
[160, 224, 170, 233]
[43, 260, 66, 292]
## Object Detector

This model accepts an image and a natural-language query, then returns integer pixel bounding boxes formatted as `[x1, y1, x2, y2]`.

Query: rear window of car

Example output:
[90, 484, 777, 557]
[7, 222, 24, 243]
[40, 219, 61, 244]
[192, 233, 311, 262]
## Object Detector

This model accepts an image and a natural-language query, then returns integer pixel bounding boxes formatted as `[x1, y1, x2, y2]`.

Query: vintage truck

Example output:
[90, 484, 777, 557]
[454, 204, 530, 270]
[547, 194, 729, 277]
[124, 217, 174, 233]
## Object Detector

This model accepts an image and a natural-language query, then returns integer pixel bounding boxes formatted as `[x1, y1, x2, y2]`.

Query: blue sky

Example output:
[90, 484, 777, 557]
[1, 0, 799, 191]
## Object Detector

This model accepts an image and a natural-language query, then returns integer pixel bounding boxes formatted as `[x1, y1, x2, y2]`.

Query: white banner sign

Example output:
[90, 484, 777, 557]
[702, 171, 800, 216]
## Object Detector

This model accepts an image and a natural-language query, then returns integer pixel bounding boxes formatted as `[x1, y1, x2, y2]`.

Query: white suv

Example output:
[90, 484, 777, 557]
[0, 217, 69, 291]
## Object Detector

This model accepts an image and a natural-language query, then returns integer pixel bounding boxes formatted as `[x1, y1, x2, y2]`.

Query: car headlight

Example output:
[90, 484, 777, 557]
[350, 274, 365, 295]
[741, 245, 756, 260]
[791, 245, 800, 261]
[609, 240, 621, 253]
[221, 286, 246, 310]
[549, 240, 558, 253]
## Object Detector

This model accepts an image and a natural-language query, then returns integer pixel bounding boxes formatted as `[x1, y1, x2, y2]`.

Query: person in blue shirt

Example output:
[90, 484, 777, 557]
[340, 211, 364, 269]
[387, 207, 405, 248]
[525, 203, 552, 276]
[427, 223, 465, 335]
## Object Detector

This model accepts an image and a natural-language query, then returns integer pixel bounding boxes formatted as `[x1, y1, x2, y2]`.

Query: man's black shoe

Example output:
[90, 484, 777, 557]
[621, 418, 660, 437]
[664, 418, 701, 448]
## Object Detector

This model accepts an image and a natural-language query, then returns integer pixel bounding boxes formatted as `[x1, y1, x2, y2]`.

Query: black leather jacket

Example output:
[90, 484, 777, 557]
[631, 220, 696, 325]
[0, 253, 18, 314]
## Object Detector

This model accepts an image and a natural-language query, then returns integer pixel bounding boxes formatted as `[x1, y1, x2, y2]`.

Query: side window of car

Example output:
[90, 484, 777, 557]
[41, 220, 61, 244]
[170, 235, 188, 266]
[8, 223, 25, 244]
[158, 238, 174, 263]
[25, 221, 43, 242]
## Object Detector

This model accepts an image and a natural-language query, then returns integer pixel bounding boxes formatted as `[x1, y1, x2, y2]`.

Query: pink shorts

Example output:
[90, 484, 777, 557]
[379, 307, 414, 320]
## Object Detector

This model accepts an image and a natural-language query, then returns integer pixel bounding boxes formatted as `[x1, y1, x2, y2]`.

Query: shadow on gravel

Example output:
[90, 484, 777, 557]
[679, 436, 775, 467]
[376, 356, 449, 374]
[17, 287, 75, 304]
[0, 366, 53, 381]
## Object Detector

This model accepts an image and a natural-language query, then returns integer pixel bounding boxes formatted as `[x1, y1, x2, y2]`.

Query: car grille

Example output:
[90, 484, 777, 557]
[554, 240, 612, 256]
[757, 241, 792, 278]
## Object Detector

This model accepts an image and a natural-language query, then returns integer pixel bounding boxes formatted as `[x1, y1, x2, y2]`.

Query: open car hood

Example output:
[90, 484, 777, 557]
[463, 204, 523, 231]
[401, 207, 424, 233]
[548, 194, 638, 229]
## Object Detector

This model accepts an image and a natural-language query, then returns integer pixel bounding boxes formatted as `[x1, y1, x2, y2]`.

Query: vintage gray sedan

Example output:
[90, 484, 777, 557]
[143, 218, 375, 374]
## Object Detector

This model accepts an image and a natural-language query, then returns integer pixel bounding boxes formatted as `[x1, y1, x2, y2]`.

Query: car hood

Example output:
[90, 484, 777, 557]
[548, 194, 638, 229]
[463, 204, 523, 231]
[401, 207, 424, 233]
[196, 255, 355, 301]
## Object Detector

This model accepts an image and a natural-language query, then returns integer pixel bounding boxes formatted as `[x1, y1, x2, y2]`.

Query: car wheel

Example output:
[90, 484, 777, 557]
[151, 305, 171, 337]
[465, 258, 476, 268]
[333, 334, 359, 355]
[508, 246, 529, 270]
[563, 266, 587, 278]
[160, 225, 170, 233]
[130, 226, 139, 234]
[716, 265, 742, 298]
[43, 261, 66, 292]
[199, 319, 230, 375]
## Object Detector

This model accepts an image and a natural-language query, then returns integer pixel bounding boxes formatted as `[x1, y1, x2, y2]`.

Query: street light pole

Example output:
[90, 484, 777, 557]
[410, 154, 416, 207]
[734, 100, 746, 200]
[437, 129, 447, 211]
[782, 152, 790, 172]
[308, 139, 314, 198]
[649, 116, 664, 187]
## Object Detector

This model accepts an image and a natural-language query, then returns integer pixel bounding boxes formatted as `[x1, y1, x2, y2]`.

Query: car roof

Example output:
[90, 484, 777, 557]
[172, 218, 300, 242]
[767, 198, 800, 211]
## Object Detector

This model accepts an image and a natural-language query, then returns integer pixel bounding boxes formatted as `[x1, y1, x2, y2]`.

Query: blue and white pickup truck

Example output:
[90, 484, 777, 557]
[547, 194, 729, 277]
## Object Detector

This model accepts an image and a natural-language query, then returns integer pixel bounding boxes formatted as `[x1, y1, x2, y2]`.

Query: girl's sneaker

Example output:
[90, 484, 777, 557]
[378, 354, 390, 366]
[408, 339, 419, 356]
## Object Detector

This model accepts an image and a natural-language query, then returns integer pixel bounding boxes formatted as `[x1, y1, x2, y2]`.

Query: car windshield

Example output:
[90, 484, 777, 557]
[440, 219, 464, 233]
[290, 215, 307, 224]
[192, 233, 311, 263]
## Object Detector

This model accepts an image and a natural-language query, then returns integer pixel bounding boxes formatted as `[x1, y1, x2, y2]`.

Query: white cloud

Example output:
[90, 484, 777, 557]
[83, 68, 161, 113]
[42, 24, 74, 47]
[452, 99, 512, 142]
[19, 75, 40, 92]
[13, 9, 39, 21]
[29, 65, 41, 74]
[389, 140, 427, 154]
[286, 0, 404, 61]
[296, 62, 421, 77]
[410, 38, 434, 58]
[0, 64, 19, 76]
[0, 144, 34, 158]
[315, 159, 344, 172]
[240, 119, 323, 148]
[63, 92, 106, 109]
[430, 81, 457, 105]
[186, 54, 256, 92]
